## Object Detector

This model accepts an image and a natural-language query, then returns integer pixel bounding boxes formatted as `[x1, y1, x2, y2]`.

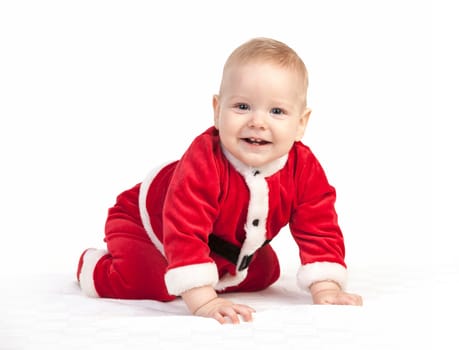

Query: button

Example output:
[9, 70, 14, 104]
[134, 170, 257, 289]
[238, 255, 253, 271]
[252, 219, 259, 226]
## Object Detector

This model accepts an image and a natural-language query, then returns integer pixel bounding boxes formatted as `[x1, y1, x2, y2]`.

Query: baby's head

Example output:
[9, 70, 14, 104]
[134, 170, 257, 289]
[219, 37, 309, 107]
[213, 38, 311, 169]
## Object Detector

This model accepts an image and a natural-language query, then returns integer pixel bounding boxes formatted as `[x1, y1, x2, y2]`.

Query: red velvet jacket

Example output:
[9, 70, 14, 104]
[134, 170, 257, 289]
[118, 127, 347, 295]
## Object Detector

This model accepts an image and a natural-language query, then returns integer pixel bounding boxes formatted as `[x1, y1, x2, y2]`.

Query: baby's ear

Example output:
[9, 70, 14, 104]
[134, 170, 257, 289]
[212, 95, 220, 128]
[295, 108, 311, 141]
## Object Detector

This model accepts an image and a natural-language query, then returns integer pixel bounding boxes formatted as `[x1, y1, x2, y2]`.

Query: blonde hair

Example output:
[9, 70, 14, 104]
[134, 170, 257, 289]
[220, 37, 309, 102]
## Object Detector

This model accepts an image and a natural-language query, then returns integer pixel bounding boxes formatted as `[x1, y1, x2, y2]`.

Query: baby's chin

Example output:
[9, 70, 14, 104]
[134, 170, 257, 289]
[222, 142, 287, 170]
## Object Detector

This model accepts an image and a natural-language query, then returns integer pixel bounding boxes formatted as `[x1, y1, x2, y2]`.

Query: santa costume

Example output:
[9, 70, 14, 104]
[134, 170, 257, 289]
[77, 127, 347, 301]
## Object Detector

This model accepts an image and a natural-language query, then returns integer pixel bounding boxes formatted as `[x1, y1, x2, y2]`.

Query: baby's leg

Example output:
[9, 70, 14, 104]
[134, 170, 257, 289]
[224, 244, 281, 293]
[77, 213, 174, 302]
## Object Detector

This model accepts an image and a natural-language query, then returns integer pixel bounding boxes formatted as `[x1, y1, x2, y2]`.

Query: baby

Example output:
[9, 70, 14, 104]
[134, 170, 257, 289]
[77, 37, 362, 324]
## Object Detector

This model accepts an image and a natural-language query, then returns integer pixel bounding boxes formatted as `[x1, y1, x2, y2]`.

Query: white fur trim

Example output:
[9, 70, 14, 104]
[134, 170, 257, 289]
[215, 172, 270, 291]
[79, 248, 107, 298]
[221, 146, 288, 178]
[296, 262, 348, 292]
[165, 262, 219, 296]
[139, 163, 173, 256]
[216, 269, 248, 292]
[216, 147, 282, 291]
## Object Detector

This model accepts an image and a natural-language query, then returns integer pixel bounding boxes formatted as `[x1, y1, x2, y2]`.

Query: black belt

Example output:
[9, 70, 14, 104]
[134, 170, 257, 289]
[208, 233, 271, 271]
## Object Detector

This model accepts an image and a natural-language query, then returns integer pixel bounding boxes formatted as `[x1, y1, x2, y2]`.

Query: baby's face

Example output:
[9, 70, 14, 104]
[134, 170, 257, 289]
[213, 62, 310, 169]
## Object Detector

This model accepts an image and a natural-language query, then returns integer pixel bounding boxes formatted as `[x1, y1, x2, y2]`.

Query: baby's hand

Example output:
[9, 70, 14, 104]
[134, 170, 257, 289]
[193, 297, 256, 324]
[310, 280, 363, 306]
[312, 289, 363, 305]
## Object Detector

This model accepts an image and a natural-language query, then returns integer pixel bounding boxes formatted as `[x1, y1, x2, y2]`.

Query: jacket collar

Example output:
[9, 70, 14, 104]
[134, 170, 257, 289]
[221, 145, 288, 178]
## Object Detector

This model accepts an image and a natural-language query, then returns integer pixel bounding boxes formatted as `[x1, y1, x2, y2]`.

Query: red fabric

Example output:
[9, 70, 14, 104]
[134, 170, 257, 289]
[89, 126, 345, 299]
[101, 196, 174, 301]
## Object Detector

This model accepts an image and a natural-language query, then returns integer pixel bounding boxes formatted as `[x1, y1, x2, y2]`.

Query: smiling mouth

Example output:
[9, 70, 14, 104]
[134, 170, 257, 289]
[242, 137, 271, 145]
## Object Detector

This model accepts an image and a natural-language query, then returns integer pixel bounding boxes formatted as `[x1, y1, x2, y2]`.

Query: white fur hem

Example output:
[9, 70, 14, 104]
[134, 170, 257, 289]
[215, 270, 248, 291]
[139, 163, 173, 257]
[296, 262, 347, 291]
[79, 249, 107, 298]
[165, 262, 219, 296]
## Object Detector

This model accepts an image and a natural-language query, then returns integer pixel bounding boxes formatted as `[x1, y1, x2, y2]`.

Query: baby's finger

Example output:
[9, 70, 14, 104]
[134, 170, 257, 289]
[337, 293, 363, 306]
[220, 306, 240, 324]
[233, 304, 255, 322]
[349, 294, 363, 306]
[213, 312, 227, 325]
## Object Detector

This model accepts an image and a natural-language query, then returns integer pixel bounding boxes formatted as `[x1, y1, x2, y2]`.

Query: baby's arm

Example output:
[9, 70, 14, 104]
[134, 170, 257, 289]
[181, 285, 255, 324]
[310, 281, 362, 305]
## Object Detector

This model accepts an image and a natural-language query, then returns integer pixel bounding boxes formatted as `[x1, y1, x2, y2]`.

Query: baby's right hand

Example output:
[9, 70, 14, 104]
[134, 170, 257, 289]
[193, 297, 255, 324]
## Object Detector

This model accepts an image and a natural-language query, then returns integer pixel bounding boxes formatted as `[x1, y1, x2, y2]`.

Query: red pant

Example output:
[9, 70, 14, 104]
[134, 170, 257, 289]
[79, 202, 280, 301]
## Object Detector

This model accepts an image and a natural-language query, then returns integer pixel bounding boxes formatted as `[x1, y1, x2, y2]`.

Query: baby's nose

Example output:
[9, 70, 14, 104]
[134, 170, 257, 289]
[248, 110, 267, 128]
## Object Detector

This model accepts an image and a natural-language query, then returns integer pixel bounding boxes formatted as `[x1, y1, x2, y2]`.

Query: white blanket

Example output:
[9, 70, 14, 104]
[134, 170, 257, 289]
[2, 263, 453, 350]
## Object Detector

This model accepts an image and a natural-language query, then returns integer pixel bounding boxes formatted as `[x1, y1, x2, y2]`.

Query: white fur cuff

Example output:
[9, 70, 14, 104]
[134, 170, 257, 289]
[297, 262, 347, 291]
[165, 262, 219, 296]
[79, 248, 107, 298]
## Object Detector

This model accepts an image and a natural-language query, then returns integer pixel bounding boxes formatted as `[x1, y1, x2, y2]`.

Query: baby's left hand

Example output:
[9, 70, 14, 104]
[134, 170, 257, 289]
[312, 289, 363, 305]
[310, 280, 363, 306]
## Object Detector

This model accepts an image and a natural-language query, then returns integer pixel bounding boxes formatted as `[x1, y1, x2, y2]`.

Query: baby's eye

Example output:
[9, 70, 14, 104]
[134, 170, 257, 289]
[271, 107, 284, 115]
[236, 103, 250, 111]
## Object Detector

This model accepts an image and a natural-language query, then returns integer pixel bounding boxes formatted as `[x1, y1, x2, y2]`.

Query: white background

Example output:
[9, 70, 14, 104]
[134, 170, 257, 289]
[0, 1, 447, 276]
